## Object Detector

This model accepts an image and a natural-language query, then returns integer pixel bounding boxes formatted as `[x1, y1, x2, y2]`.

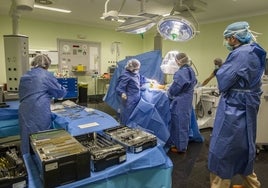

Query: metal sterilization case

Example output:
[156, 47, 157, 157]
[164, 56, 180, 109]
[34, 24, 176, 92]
[75, 132, 126, 172]
[29, 129, 91, 188]
[0, 136, 27, 188]
[103, 125, 157, 153]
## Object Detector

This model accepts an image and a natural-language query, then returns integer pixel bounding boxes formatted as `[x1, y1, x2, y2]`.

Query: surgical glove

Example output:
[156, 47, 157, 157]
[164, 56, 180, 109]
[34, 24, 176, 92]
[121, 93, 127, 100]
[157, 84, 166, 90]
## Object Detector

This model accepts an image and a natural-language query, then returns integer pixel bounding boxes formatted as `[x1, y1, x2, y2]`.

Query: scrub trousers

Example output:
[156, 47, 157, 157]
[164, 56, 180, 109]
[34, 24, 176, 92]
[210, 172, 261, 188]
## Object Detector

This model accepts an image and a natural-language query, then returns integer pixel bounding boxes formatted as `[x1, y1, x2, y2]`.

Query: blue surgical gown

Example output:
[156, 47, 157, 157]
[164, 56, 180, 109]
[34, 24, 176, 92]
[19, 67, 67, 154]
[116, 70, 147, 125]
[208, 43, 266, 179]
[167, 64, 197, 151]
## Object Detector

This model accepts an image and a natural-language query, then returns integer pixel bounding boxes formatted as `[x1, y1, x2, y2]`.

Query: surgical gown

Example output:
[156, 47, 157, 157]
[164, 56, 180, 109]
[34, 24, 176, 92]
[116, 70, 147, 125]
[167, 64, 197, 151]
[208, 43, 266, 179]
[19, 67, 67, 154]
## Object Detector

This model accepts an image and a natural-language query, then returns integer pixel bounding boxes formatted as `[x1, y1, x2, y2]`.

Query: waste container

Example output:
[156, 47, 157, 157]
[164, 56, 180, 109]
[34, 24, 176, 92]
[78, 82, 88, 105]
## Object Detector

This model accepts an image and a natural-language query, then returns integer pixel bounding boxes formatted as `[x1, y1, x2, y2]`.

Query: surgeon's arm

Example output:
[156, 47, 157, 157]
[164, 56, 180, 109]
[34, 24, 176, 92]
[201, 72, 215, 86]
[46, 75, 67, 99]
[216, 54, 243, 92]
[116, 75, 129, 97]
[167, 74, 184, 99]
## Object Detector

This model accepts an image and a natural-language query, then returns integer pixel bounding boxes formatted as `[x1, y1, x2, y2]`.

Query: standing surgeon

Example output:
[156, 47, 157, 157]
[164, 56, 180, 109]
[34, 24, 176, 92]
[116, 59, 148, 125]
[208, 21, 266, 188]
[19, 54, 67, 154]
[166, 52, 197, 153]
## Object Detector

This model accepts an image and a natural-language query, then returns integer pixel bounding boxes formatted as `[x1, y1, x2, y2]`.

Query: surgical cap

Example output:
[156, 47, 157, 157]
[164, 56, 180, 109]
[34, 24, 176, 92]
[31, 54, 51, 69]
[223, 21, 253, 43]
[125, 59, 141, 72]
[175, 52, 189, 64]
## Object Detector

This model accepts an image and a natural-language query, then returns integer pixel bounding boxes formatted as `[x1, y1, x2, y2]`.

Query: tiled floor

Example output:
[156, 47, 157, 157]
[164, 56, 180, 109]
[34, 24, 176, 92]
[87, 101, 268, 188]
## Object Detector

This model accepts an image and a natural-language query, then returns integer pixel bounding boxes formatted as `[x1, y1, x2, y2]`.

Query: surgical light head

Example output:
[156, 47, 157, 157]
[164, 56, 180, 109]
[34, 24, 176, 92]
[125, 59, 141, 72]
[157, 16, 197, 42]
[31, 54, 51, 69]
[223, 21, 256, 44]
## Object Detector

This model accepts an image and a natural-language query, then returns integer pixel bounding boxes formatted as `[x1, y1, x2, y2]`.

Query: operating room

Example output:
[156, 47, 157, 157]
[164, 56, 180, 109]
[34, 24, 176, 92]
[1, 0, 268, 188]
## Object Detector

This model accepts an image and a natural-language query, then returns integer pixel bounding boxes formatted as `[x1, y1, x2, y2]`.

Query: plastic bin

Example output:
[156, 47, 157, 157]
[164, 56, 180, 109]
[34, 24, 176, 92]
[78, 83, 88, 104]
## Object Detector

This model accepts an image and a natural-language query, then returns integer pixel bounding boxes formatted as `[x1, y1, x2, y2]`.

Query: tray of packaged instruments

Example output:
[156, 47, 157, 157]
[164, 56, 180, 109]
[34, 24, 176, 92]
[0, 136, 27, 188]
[29, 129, 91, 188]
[103, 125, 157, 153]
[75, 132, 126, 172]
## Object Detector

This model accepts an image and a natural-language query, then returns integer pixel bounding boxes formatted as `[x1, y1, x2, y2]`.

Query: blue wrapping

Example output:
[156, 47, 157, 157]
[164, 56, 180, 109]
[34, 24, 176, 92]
[0, 101, 19, 120]
[189, 108, 204, 142]
[0, 101, 20, 137]
[127, 89, 171, 143]
[104, 50, 164, 112]
[52, 107, 120, 136]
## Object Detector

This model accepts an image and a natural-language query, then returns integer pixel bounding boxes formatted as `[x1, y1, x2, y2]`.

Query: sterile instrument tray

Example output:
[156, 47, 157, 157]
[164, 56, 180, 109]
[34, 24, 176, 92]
[29, 129, 91, 188]
[75, 132, 126, 172]
[0, 136, 27, 188]
[103, 125, 157, 153]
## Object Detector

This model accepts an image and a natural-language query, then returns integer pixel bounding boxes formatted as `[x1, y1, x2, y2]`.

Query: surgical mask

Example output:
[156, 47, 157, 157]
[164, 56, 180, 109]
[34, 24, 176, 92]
[224, 40, 234, 51]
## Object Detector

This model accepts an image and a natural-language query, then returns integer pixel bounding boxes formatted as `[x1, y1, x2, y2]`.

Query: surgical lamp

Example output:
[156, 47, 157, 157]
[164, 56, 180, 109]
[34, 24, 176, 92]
[157, 16, 197, 42]
[116, 13, 159, 34]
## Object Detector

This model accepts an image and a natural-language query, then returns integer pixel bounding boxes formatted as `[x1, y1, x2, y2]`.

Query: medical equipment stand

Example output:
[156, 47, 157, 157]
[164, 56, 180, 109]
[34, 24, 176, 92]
[256, 79, 268, 151]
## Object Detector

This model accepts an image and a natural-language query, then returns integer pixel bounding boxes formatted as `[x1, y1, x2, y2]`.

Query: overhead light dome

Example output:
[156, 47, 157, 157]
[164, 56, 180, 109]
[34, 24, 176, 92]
[116, 13, 159, 34]
[157, 16, 197, 42]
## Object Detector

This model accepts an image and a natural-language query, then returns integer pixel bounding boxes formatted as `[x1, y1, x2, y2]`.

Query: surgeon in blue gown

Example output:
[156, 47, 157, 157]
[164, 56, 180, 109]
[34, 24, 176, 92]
[208, 22, 266, 188]
[116, 59, 148, 125]
[166, 52, 197, 153]
[19, 54, 67, 154]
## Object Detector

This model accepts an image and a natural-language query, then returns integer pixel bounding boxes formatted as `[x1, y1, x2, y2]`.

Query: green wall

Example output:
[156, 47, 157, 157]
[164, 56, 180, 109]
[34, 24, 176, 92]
[1, 13, 268, 92]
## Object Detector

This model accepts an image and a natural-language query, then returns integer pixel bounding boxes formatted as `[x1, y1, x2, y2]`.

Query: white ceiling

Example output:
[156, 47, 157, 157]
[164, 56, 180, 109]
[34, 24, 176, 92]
[1, 0, 268, 30]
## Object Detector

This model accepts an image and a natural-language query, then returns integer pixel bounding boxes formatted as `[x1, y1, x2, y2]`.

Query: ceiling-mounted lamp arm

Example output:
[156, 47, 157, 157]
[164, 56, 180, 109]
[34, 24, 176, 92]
[104, 0, 127, 14]
[140, 0, 145, 13]
[104, 0, 110, 13]
[169, 1, 182, 16]
[9, 0, 21, 35]
[118, 0, 126, 13]
[169, 7, 176, 16]
[179, 0, 199, 32]
[182, 5, 199, 30]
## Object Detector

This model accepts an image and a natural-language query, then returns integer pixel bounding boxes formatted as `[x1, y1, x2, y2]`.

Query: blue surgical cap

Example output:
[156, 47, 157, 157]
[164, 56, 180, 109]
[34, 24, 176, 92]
[125, 59, 141, 72]
[223, 21, 253, 43]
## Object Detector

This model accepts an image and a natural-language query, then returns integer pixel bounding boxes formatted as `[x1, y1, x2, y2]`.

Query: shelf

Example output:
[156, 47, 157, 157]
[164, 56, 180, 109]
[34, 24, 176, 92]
[71, 71, 87, 73]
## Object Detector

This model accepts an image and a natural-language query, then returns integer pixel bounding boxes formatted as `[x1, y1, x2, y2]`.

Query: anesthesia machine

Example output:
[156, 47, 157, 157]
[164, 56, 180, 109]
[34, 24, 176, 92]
[193, 86, 220, 129]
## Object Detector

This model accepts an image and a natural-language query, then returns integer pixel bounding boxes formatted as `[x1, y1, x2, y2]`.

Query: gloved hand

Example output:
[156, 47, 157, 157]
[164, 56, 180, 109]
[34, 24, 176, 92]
[121, 93, 127, 100]
[157, 84, 166, 90]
